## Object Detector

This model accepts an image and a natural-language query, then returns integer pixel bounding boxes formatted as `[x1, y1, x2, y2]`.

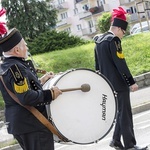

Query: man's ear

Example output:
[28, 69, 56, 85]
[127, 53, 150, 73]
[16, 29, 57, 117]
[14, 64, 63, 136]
[13, 46, 20, 54]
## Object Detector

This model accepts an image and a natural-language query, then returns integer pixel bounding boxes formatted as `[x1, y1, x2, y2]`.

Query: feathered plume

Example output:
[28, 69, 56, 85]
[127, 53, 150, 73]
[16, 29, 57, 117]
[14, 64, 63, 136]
[111, 6, 127, 22]
[0, 8, 7, 36]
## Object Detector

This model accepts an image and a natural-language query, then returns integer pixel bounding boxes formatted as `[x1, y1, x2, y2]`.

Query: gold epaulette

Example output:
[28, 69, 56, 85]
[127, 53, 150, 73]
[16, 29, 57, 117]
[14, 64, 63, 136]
[9, 64, 29, 93]
[114, 39, 125, 59]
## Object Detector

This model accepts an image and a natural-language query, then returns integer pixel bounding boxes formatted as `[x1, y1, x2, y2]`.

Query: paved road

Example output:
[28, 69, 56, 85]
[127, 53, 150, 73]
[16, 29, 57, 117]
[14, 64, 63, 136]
[4, 109, 150, 150]
[54, 109, 150, 150]
[131, 87, 150, 114]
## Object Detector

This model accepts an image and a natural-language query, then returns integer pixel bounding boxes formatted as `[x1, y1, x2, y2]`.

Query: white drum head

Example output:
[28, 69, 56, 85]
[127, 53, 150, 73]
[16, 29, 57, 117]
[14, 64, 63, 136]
[43, 69, 117, 144]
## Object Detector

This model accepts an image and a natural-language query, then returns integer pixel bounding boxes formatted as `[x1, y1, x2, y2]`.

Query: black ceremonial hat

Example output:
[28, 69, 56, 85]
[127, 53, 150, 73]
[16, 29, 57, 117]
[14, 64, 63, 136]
[0, 28, 22, 53]
[111, 7, 128, 31]
[112, 18, 128, 31]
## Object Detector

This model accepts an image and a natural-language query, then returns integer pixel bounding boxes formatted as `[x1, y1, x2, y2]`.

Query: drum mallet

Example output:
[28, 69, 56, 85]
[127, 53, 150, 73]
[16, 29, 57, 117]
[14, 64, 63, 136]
[60, 84, 90, 92]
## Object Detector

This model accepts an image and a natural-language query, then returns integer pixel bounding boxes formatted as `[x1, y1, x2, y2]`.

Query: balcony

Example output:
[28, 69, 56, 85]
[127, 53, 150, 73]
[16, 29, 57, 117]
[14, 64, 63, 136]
[89, 6, 104, 14]
[82, 27, 96, 35]
[129, 13, 150, 23]
[88, 4, 110, 15]
[79, 11, 92, 19]
[119, 0, 134, 5]
[54, 1, 69, 10]
[75, 0, 88, 3]
[56, 17, 72, 27]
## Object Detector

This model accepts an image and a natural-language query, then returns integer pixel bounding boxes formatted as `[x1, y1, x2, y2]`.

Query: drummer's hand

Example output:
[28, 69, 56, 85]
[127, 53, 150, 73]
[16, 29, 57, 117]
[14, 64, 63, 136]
[130, 83, 138, 92]
[51, 86, 62, 100]
[40, 72, 54, 85]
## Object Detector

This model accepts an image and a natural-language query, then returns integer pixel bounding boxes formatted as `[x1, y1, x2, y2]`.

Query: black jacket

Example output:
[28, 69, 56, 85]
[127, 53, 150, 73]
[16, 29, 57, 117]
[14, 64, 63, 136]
[94, 32, 135, 92]
[0, 57, 53, 134]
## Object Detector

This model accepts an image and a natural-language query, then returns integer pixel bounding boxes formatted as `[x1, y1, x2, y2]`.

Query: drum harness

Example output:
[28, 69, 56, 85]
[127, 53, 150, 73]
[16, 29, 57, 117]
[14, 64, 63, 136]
[0, 76, 68, 142]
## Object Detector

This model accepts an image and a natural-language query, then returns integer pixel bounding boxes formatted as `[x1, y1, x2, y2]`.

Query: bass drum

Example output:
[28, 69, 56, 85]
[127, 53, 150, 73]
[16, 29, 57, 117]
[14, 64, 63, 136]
[42, 68, 117, 144]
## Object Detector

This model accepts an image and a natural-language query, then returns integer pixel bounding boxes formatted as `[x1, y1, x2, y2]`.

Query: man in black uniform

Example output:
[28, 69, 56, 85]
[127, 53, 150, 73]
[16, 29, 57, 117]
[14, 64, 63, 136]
[0, 28, 62, 150]
[94, 7, 148, 150]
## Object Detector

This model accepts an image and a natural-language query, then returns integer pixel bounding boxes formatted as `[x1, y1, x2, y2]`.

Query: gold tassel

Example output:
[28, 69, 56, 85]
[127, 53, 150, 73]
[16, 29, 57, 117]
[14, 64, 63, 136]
[117, 51, 124, 59]
[14, 78, 29, 93]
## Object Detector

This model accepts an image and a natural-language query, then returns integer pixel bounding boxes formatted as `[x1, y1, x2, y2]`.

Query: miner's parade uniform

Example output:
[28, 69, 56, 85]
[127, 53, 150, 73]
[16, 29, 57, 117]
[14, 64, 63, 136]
[0, 56, 54, 149]
[94, 6, 143, 150]
[94, 31, 137, 149]
[94, 7, 148, 150]
[0, 27, 62, 150]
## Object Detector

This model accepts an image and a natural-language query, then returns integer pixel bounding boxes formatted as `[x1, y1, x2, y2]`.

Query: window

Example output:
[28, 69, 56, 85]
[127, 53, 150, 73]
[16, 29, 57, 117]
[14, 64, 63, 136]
[58, 0, 65, 4]
[97, 0, 105, 6]
[83, 4, 89, 11]
[64, 27, 71, 33]
[145, 1, 150, 9]
[74, 8, 78, 15]
[127, 6, 136, 14]
[60, 12, 68, 19]
[88, 20, 94, 28]
[77, 24, 82, 31]
[88, 20, 94, 33]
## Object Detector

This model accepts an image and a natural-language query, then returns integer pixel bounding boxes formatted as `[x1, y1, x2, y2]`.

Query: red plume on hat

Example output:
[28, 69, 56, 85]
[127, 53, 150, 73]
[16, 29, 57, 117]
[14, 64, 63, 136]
[0, 8, 22, 54]
[111, 6, 128, 31]
[0, 8, 7, 36]
[111, 6, 127, 22]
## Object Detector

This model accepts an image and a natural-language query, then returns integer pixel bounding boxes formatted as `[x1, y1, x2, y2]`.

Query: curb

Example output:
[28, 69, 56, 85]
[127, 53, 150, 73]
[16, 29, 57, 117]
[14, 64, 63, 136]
[0, 144, 20, 150]
[132, 101, 150, 115]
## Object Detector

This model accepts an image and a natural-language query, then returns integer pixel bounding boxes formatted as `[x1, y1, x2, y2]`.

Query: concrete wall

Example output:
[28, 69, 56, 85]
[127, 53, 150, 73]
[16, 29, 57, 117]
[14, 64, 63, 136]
[134, 72, 150, 89]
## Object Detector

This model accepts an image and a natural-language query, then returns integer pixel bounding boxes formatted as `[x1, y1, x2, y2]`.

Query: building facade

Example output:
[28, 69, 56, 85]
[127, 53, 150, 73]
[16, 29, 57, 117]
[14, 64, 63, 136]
[121, 0, 150, 26]
[52, 0, 120, 39]
[52, 0, 150, 39]
[0, 0, 150, 39]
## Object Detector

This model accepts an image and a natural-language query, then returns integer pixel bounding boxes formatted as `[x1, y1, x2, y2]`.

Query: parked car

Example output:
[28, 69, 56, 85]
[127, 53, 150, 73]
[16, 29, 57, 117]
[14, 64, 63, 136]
[132, 25, 150, 34]
[130, 21, 150, 34]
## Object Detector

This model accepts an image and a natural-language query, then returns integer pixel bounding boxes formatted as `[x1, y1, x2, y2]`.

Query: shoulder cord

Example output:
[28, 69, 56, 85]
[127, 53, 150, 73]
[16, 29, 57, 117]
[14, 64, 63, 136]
[0, 76, 68, 142]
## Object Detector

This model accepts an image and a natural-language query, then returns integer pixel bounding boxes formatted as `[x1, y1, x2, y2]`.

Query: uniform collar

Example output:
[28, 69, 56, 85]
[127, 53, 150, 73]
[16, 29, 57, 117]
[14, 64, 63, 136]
[4, 56, 25, 62]
[108, 31, 115, 35]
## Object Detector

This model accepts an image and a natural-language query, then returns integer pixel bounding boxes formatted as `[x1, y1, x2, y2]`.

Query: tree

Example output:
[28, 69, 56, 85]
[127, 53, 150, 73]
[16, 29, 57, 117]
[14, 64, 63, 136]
[2, 0, 57, 40]
[97, 12, 111, 33]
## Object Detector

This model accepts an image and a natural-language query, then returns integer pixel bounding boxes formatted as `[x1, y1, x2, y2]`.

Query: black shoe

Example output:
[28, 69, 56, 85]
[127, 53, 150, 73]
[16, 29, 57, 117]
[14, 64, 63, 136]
[127, 145, 148, 150]
[109, 140, 124, 150]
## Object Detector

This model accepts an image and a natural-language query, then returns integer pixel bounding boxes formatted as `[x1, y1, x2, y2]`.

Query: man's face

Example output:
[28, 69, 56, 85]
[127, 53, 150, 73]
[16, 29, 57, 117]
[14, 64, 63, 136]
[118, 27, 125, 39]
[18, 39, 28, 59]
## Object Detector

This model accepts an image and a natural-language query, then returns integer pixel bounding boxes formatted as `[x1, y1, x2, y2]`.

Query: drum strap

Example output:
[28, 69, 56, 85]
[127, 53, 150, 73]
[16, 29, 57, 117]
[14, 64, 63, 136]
[0, 76, 67, 142]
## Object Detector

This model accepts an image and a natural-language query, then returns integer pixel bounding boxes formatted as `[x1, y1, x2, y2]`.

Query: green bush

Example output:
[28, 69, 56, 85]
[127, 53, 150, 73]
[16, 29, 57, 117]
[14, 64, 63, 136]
[28, 30, 89, 55]
[97, 12, 111, 33]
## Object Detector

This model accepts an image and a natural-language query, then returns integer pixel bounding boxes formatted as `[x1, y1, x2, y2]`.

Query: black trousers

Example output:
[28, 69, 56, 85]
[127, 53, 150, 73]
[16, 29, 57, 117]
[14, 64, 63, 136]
[14, 127, 54, 150]
[113, 90, 136, 149]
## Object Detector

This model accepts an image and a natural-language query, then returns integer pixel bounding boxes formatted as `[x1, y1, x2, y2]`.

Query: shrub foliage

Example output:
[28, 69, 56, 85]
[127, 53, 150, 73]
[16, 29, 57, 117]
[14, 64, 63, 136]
[97, 12, 111, 33]
[28, 30, 88, 55]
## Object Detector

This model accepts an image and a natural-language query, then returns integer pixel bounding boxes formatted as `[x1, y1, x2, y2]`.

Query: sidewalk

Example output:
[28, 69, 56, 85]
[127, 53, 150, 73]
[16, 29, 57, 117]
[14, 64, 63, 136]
[131, 86, 150, 114]
[0, 86, 150, 150]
